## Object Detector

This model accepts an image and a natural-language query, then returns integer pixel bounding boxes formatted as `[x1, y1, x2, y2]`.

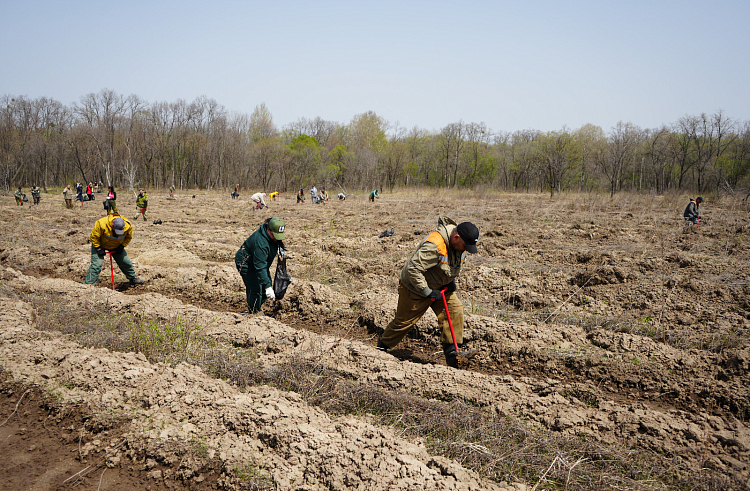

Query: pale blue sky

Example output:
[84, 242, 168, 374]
[2, 0, 748, 133]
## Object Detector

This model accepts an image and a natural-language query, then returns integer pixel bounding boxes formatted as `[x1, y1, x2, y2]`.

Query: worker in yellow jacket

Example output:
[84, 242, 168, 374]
[84, 214, 145, 286]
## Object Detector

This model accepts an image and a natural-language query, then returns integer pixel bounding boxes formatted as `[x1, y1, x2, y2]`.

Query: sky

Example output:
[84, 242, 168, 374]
[2, 0, 749, 134]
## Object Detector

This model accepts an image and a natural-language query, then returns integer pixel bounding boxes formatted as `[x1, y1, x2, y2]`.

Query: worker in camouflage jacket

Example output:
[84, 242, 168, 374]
[135, 189, 148, 221]
[378, 216, 479, 368]
[683, 196, 703, 227]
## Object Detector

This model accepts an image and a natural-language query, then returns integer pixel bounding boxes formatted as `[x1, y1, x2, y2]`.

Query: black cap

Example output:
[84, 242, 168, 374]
[456, 222, 479, 254]
[696, 196, 704, 203]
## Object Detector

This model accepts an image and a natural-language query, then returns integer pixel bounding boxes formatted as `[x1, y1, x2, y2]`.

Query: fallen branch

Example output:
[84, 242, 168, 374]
[543, 277, 592, 324]
[531, 455, 559, 491]
[0, 388, 31, 427]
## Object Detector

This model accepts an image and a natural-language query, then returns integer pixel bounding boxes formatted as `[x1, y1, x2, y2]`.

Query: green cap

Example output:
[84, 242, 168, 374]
[268, 217, 285, 240]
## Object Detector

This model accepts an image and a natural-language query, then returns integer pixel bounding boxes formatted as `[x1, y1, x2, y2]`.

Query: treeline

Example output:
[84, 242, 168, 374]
[2, 89, 749, 196]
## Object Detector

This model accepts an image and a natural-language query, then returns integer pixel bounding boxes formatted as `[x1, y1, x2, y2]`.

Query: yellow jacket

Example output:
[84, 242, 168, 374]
[90, 214, 133, 250]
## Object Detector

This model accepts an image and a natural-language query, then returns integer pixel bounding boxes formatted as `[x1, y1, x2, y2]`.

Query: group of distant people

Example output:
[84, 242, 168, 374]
[225, 183, 387, 206]
[292, 186, 382, 204]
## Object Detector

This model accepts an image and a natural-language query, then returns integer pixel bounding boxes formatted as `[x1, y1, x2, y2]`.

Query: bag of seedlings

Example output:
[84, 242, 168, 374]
[273, 252, 291, 300]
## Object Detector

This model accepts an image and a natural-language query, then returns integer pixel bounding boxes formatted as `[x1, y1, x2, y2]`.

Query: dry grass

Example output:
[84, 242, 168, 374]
[18, 290, 740, 491]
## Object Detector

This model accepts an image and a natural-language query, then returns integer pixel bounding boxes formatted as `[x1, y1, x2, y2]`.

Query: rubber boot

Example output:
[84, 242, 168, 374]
[443, 343, 458, 368]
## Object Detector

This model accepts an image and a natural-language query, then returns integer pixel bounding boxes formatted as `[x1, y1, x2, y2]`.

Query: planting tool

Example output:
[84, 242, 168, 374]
[108, 251, 115, 290]
[440, 287, 478, 359]
[440, 287, 460, 354]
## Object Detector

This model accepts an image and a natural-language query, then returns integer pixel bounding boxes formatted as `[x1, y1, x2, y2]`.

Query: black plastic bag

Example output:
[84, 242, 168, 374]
[103, 199, 109, 210]
[273, 253, 291, 300]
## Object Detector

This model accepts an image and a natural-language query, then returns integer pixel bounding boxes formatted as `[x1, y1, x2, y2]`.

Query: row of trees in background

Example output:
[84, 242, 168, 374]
[2, 89, 749, 197]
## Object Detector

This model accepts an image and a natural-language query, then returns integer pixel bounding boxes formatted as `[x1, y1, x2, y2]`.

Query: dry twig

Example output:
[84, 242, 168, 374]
[0, 388, 31, 427]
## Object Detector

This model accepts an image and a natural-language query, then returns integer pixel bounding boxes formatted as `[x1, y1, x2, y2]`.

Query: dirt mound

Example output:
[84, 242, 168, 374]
[2, 191, 750, 489]
[0, 292, 518, 491]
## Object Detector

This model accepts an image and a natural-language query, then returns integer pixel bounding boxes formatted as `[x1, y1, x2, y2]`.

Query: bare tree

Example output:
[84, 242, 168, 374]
[75, 89, 128, 186]
[461, 122, 493, 187]
[536, 128, 576, 197]
[598, 122, 641, 197]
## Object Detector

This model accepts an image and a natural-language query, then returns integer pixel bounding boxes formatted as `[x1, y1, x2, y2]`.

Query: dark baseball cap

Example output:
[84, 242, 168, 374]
[456, 222, 479, 253]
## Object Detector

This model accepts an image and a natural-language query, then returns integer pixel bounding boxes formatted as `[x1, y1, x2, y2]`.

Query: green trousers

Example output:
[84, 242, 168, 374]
[235, 248, 268, 313]
[84, 245, 136, 284]
[380, 281, 464, 348]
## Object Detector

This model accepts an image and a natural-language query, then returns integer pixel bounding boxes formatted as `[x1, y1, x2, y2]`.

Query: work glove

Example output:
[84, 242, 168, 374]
[428, 290, 443, 302]
[446, 280, 456, 293]
[265, 287, 276, 300]
[115, 244, 125, 254]
[96, 248, 106, 258]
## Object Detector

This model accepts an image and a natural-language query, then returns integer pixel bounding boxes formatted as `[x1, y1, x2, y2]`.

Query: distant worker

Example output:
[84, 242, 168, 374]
[169, 185, 175, 198]
[231, 184, 240, 199]
[63, 184, 74, 209]
[378, 217, 479, 369]
[338, 192, 346, 201]
[14, 187, 24, 206]
[105, 186, 118, 214]
[31, 184, 41, 205]
[297, 188, 305, 204]
[251, 192, 268, 210]
[269, 191, 279, 201]
[76, 182, 84, 204]
[683, 196, 704, 231]
[310, 185, 319, 204]
[369, 189, 380, 202]
[135, 188, 148, 221]
[319, 188, 329, 205]
[84, 214, 145, 286]
[86, 182, 94, 202]
[235, 217, 286, 313]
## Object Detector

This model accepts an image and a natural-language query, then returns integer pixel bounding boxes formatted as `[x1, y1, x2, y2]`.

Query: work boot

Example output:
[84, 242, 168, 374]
[129, 277, 145, 285]
[376, 339, 389, 352]
[443, 343, 458, 369]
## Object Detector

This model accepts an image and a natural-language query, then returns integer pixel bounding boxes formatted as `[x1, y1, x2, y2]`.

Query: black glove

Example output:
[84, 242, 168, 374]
[96, 248, 106, 258]
[115, 244, 125, 254]
[446, 280, 456, 293]
[428, 290, 443, 302]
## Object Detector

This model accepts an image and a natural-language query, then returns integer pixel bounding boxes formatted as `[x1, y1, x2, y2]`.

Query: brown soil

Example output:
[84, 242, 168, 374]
[1, 189, 749, 490]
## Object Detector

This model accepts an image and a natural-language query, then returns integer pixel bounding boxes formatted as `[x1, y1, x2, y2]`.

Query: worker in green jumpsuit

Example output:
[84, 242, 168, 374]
[235, 217, 286, 313]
